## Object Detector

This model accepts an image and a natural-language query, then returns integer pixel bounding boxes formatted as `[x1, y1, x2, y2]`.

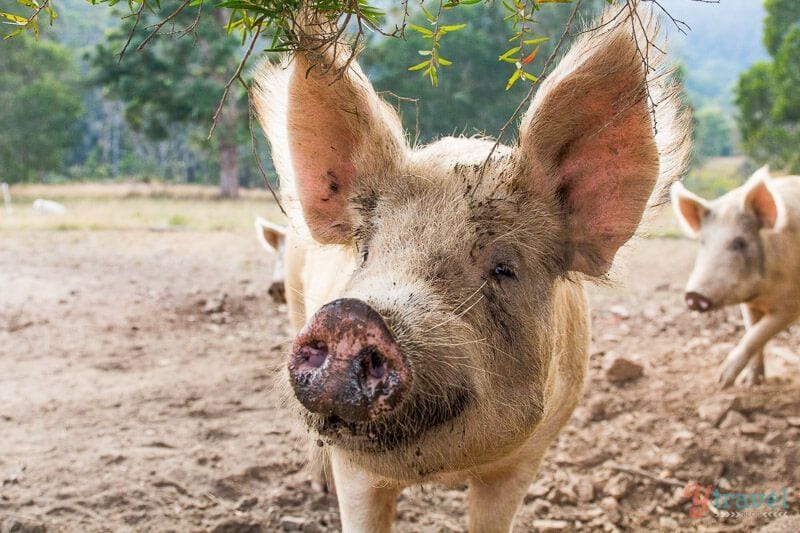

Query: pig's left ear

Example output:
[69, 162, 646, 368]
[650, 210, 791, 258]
[514, 9, 690, 276]
[255, 216, 286, 252]
[742, 166, 786, 230]
[253, 50, 408, 244]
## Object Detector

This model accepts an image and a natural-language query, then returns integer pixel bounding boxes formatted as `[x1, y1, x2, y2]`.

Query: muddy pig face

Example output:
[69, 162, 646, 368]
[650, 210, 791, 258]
[254, 21, 689, 479]
[671, 166, 784, 311]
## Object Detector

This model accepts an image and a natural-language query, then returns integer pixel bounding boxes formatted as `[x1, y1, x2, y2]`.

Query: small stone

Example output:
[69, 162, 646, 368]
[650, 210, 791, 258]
[764, 431, 787, 445]
[203, 293, 227, 314]
[603, 474, 632, 499]
[576, 478, 595, 503]
[605, 357, 643, 383]
[2, 517, 47, 533]
[210, 519, 261, 533]
[279, 516, 305, 532]
[600, 497, 621, 524]
[659, 516, 679, 530]
[740, 422, 766, 437]
[719, 410, 747, 430]
[609, 305, 630, 319]
[531, 519, 570, 532]
[661, 452, 683, 469]
[236, 496, 259, 511]
[552, 484, 577, 505]
[697, 399, 733, 427]
[787, 417, 800, 428]
[530, 498, 551, 515]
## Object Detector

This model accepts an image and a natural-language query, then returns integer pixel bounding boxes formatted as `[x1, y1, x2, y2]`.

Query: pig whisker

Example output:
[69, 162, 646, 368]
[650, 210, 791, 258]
[452, 281, 488, 314]
[423, 295, 485, 333]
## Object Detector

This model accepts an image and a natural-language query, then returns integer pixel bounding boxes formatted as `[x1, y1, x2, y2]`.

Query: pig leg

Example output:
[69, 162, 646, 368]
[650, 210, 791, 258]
[719, 312, 794, 388]
[739, 305, 765, 387]
[468, 453, 547, 533]
[330, 451, 401, 532]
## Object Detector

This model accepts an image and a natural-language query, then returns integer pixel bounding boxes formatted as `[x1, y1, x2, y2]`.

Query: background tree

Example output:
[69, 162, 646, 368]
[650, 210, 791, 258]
[0, 35, 83, 183]
[91, 3, 247, 196]
[736, 0, 800, 172]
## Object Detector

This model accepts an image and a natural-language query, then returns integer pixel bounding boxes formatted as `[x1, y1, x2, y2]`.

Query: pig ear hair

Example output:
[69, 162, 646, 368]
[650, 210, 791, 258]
[670, 182, 709, 237]
[255, 216, 286, 252]
[251, 49, 407, 244]
[742, 166, 786, 230]
[514, 3, 691, 276]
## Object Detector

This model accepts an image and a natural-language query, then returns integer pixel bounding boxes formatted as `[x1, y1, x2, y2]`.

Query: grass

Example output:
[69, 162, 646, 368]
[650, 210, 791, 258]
[0, 182, 285, 232]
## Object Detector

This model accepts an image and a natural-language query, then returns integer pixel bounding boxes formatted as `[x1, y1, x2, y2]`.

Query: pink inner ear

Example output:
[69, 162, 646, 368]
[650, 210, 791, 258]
[745, 181, 778, 228]
[557, 103, 658, 276]
[677, 195, 705, 233]
[286, 66, 358, 243]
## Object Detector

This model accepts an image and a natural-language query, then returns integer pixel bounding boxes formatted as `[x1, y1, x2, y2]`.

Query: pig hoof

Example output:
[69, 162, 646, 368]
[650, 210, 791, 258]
[718, 369, 737, 389]
[740, 368, 764, 387]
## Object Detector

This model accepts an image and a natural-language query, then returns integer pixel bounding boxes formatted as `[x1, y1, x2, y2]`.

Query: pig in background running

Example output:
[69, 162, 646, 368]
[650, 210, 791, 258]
[253, 6, 690, 531]
[671, 166, 800, 388]
[255, 216, 288, 304]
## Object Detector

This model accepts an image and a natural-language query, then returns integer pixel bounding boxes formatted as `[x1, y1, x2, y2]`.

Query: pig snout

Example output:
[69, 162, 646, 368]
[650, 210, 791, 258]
[268, 280, 286, 304]
[288, 298, 410, 423]
[685, 291, 712, 312]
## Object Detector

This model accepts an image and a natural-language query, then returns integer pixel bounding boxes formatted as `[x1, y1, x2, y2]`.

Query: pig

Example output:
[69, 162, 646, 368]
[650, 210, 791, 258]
[252, 7, 690, 531]
[32, 198, 67, 215]
[671, 166, 800, 388]
[254, 216, 288, 304]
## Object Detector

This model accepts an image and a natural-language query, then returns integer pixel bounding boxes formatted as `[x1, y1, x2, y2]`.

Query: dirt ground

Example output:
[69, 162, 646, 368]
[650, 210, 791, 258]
[1, 224, 799, 532]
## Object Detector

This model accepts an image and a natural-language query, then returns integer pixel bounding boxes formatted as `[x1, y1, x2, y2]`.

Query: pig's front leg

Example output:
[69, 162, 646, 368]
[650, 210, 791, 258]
[329, 451, 401, 533]
[719, 311, 794, 388]
[468, 455, 546, 533]
[739, 304, 765, 386]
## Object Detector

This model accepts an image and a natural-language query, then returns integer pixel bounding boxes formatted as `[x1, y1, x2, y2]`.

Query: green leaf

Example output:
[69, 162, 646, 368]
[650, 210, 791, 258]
[499, 46, 520, 61]
[408, 60, 430, 71]
[505, 69, 521, 91]
[438, 56, 452, 66]
[523, 37, 550, 45]
[0, 12, 28, 24]
[408, 23, 433, 36]
[440, 23, 466, 33]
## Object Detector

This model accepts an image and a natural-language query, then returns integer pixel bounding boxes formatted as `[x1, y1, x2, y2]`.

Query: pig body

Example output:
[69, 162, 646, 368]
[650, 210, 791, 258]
[672, 168, 800, 387]
[255, 5, 689, 531]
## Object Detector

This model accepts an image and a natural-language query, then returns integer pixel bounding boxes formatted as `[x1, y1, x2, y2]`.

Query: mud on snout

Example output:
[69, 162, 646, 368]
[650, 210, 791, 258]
[287, 298, 473, 453]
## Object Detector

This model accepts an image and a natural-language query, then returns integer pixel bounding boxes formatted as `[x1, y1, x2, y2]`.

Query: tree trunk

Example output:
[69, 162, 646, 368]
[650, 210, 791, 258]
[219, 143, 239, 198]
[214, 9, 240, 198]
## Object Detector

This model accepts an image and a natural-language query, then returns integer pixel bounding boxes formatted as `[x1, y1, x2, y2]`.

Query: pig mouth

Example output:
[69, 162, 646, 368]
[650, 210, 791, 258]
[307, 387, 471, 452]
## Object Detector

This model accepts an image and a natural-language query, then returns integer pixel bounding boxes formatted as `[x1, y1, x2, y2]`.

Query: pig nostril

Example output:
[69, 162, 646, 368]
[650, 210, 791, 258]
[364, 348, 387, 381]
[297, 341, 328, 369]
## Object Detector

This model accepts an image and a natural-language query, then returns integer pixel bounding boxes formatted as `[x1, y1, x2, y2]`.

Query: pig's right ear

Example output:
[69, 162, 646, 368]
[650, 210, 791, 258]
[670, 182, 709, 237]
[252, 52, 407, 244]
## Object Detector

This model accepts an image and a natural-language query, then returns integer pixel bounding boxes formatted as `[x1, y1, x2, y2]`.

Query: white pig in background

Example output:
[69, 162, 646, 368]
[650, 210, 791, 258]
[32, 198, 67, 215]
[254, 216, 288, 304]
[253, 5, 690, 531]
[671, 166, 800, 388]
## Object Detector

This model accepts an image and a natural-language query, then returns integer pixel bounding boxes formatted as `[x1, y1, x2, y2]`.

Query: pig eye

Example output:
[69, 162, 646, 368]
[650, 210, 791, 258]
[492, 263, 516, 279]
[729, 237, 748, 252]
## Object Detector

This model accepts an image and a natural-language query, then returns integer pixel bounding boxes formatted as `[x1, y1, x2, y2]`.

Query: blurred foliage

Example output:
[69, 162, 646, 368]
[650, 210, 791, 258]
[0, 35, 83, 183]
[362, 1, 580, 141]
[694, 108, 734, 160]
[736, 3, 800, 173]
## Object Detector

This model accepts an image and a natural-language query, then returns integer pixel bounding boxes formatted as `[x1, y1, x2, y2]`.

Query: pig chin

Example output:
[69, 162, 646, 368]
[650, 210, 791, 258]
[304, 386, 472, 453]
